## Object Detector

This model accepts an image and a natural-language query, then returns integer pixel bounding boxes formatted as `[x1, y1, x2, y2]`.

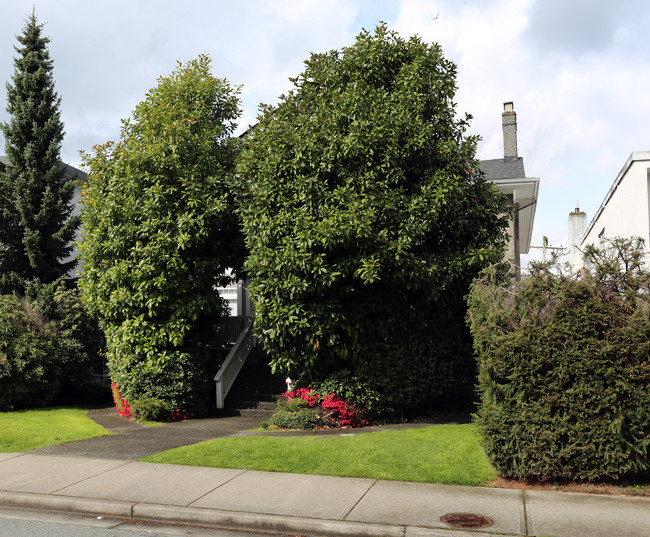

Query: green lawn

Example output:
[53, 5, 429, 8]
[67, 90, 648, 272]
[0, 406, 110, 452]
[143, 423, 496, 486]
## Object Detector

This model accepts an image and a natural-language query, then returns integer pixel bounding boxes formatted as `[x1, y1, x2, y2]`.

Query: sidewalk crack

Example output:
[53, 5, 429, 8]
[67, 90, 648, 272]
[522, 489, 529, 536]
[49, 459, 132, 494]
[343, 479, 376, 520]
[187, 469, 249, 506]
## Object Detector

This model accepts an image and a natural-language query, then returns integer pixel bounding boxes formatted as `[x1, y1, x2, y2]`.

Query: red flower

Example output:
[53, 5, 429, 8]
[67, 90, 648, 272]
[111, 383, 131, 419]
[283, 387, 365, 427]
[283, 387, 320, 407]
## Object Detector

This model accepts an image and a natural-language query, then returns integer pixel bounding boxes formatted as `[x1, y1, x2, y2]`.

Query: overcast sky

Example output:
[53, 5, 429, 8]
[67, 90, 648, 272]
[0, 0, 648, 266]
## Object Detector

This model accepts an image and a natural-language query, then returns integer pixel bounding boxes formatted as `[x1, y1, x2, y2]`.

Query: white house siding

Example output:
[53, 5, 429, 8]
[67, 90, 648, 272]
[66, 182, 85, 277]
[217, 284, 238, 316]
[580, 152, 650, 254]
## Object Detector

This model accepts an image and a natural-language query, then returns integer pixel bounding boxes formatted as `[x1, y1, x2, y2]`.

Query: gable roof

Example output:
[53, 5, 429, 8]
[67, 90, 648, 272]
[479, 157, 526, 180]
[0, 155, 87, 182]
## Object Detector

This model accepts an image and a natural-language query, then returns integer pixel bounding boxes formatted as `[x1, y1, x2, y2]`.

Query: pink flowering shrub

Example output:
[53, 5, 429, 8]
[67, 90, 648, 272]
[111, 382, 131, 419]
[281, 387, 369, 427]
[321, 393, 368, 427]
[283, 387, 319, 407]
[170, 408, 188, 421]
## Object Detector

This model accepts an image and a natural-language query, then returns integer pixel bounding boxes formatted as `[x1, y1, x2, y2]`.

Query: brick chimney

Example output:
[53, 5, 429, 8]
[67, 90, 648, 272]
[502, 101, 517, 160]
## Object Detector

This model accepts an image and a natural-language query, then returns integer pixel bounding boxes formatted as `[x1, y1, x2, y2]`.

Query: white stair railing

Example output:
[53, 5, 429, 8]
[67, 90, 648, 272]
[214, 317, 255, 409]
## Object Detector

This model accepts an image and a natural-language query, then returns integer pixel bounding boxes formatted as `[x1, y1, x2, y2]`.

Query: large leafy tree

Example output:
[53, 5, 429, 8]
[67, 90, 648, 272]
[79, 56, 244, 414]
[238, 26, 510, 412]
[0, 12, 79, 293]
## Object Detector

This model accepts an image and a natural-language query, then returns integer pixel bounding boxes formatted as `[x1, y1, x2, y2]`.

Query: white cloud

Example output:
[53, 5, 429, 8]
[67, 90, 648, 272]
[0, 0, 648, 268]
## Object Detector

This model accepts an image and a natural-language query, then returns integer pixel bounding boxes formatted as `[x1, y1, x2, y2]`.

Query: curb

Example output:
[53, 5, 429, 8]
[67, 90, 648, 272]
[0, 490, 489, 537]
[0, 491, 132, 518]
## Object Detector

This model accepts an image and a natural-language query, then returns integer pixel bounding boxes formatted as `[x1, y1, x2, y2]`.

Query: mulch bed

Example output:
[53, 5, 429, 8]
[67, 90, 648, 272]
[488, 477, 649, 497]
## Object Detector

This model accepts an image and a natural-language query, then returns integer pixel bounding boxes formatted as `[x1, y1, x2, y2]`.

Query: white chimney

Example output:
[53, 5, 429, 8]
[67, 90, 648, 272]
[568, 206, 587, 273]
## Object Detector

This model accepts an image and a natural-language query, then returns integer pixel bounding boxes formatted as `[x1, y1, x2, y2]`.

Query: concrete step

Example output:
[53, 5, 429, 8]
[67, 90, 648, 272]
[221, 345, 284, 417]
[227, 404, 278, 419]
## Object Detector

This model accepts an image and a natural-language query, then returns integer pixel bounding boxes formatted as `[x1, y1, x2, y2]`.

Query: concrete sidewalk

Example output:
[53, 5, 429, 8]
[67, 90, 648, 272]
[0, 452, 648, 537]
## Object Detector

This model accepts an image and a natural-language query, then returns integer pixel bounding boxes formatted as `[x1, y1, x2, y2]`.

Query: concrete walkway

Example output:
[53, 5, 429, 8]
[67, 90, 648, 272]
[1, 410, 649, 537]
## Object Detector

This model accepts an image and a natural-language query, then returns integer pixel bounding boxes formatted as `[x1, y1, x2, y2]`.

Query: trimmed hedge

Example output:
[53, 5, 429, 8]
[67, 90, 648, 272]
[269, 398, 323, 429]
[468, 240, 650, 481]
[129, 397, 169, 422]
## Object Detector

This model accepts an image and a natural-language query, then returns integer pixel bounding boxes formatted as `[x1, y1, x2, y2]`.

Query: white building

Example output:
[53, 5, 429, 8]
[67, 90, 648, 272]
[569, 151, 650, 273]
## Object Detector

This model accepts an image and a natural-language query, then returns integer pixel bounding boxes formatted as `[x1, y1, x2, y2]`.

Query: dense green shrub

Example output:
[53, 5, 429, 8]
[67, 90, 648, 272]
[269, 408, 322, 430]
[353, 306, 478, 414]
[310, 370, 382, 414]
[308, 321, 476, 417]
[80, 56, 244, 415]
[468, 239, 650, 481]
[0, 282, 105, 411]
[0, 294, 69, 410]
[129, 397, 169, 422]
[276, 397, 309, 412]
[28, 281, 106, 395]
[0, 294, 60, 410]
[49, 283, 106, 396]
[238, 25, 509, 414]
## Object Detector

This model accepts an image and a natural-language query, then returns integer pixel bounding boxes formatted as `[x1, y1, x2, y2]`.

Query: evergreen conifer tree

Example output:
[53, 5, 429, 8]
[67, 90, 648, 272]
[0, 12, 79, 293]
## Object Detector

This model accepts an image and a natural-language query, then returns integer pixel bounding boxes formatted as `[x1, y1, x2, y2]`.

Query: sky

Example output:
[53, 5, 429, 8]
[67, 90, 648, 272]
[0, 0, 648, 267]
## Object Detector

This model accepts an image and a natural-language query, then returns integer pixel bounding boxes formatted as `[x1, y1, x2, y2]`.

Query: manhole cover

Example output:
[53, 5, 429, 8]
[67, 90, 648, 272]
[440, 512, 494, 529]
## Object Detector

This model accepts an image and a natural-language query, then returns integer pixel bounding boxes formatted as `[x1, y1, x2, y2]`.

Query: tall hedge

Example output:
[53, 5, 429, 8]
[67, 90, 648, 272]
[468, 239, 650, 481]
[237, 26, 509, 413]
[79, 56, 244, 415]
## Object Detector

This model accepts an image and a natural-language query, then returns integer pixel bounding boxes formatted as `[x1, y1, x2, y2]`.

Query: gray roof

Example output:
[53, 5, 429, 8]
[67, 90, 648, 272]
[479, 157, 526, 180]
[59, 161, 88, 182]
[0, 155, 87, 182]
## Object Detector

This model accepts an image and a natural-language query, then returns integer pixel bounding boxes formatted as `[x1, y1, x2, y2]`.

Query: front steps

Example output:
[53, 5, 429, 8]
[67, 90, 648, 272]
[222, 348, 286, 419]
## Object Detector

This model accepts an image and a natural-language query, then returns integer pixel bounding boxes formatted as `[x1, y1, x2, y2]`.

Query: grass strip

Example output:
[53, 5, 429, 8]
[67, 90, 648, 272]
[143, 423, 496, 486]
[0, 406, 110, 452]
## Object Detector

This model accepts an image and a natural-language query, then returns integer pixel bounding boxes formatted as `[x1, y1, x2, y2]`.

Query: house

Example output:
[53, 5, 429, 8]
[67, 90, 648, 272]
[569, 151, 650, 273]
[479, 102, 540, 279]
